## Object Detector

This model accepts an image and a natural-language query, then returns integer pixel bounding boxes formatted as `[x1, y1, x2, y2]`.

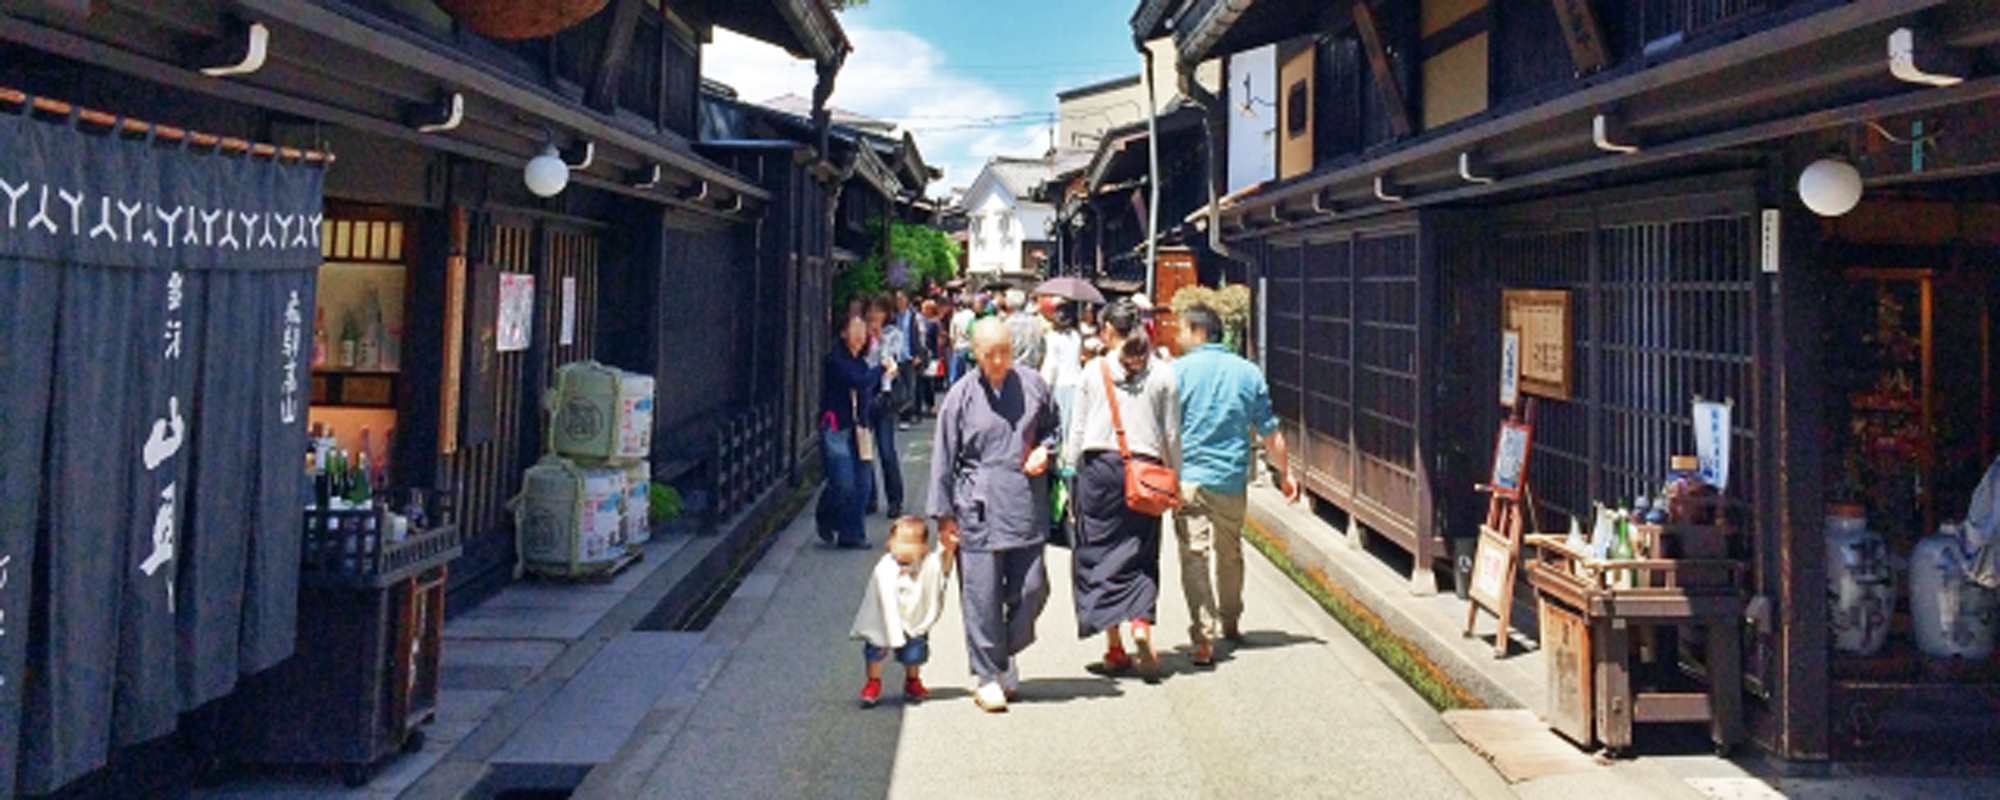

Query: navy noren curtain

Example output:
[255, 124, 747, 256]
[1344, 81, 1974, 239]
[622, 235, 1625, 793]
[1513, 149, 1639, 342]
[0, 110, 323, 795]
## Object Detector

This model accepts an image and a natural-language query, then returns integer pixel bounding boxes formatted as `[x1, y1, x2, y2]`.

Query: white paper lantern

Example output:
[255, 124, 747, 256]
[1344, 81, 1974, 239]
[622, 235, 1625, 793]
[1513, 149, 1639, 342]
[525, 145, 570, 198]
[1798, 158, 1863, 217]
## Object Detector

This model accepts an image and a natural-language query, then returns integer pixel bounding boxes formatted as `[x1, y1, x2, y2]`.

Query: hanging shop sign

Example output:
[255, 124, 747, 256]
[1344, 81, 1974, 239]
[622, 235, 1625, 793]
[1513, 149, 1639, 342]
[560, 275, 577, 347]
[1500, 329, 1522, 408]
[1694, 397, 1734, 493]
[0, 107, 323, 795]
[498, 271, 534, 352]
[1502, 289, 1573, 401]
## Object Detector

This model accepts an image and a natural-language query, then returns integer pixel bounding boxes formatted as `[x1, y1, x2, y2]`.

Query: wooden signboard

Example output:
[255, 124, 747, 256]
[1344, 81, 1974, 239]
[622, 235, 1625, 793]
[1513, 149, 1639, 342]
[461, 261, 500, 449]
[438, 209, 467, 455]
[1469, 524, 1515, 616]
[1153, 248, 1198, 355]
[1489, 419, 1533, 499]
[1466, 401, 1536, 658]
[1540, 598, 1595, 745]
[1502, 289, 1572, 400]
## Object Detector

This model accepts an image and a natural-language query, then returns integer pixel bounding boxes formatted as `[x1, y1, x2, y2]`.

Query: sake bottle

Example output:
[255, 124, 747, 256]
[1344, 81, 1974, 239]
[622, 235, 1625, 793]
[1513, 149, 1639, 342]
[312, 307, 329, 369]
[358, 287, 384, 369]
[339, 311, 360, 369]
[1610, 510, 1636, 589]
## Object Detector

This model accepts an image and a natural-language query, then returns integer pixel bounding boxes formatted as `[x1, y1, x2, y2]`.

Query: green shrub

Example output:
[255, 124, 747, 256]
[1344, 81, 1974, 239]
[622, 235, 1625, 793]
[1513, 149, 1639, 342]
[650, 482, 684, 520]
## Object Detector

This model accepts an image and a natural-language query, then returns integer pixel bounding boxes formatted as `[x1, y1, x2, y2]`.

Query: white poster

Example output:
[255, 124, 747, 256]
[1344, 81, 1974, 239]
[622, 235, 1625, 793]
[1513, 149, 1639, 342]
[498, 272, 533, 353]
[560, 276, 577, 346]
[1499, 329, 1521, 408]
[1694, 398, 1733, 492]
[1226, 44, 1278, 195]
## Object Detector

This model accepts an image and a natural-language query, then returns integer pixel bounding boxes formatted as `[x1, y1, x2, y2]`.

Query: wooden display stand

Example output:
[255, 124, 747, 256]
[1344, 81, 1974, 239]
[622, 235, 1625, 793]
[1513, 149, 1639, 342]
[1465, 399, 1536, 658]
[1525, 526, 1746, 757]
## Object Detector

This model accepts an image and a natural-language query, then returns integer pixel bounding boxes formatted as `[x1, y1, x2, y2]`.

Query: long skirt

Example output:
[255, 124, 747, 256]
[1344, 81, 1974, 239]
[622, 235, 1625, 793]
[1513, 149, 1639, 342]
[1072, 450, 1163, 638]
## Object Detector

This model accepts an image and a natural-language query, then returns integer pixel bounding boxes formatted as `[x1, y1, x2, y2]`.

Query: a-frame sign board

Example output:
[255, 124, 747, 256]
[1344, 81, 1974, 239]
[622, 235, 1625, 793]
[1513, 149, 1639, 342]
[1465, 398, 1535, 658]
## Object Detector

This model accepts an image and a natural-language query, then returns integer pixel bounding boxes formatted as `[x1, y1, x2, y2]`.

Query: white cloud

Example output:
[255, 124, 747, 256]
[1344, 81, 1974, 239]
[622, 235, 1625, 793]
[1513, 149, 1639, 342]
[703, 25, 1054, 193]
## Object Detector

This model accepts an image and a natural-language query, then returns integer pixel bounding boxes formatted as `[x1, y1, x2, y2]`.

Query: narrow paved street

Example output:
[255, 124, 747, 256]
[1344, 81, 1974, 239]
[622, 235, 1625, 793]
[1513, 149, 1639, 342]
[589, 421, 1506, 799]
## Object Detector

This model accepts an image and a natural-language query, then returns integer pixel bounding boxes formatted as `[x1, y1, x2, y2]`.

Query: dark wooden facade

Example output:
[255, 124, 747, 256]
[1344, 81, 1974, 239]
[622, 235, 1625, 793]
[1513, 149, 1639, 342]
[1139, 0, 2000, 764]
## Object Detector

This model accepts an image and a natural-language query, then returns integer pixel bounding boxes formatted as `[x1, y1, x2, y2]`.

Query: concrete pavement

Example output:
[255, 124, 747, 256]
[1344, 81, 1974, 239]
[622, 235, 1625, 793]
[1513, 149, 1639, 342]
[587, 419, 1510, 800]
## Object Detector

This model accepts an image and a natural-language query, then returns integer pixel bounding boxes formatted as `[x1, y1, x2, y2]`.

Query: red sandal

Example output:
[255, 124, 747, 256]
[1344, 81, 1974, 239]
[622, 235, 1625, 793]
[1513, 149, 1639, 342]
[1090, 645, 1135, 676]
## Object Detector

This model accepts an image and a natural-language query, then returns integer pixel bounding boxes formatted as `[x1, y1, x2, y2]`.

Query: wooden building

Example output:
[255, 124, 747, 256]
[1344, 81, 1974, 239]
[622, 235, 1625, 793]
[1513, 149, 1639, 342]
[1134, 0, 2000, 763]
[697, 90, 936, 475]
[0, 0, 849, 794]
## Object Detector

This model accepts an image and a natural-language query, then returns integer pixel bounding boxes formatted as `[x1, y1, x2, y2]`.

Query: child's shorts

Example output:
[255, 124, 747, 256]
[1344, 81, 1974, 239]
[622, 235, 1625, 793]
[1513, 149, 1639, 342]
[862, 635, 929, 666]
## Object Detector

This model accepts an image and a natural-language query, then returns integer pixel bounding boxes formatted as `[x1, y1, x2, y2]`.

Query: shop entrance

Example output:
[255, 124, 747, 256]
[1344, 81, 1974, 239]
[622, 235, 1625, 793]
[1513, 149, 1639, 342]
[441, 215, 603, 602]
[1817, 180, 2000, 761]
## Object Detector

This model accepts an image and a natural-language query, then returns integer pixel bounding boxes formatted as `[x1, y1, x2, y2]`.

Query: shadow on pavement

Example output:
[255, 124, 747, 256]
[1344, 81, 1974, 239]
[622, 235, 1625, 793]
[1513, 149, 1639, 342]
[1232, 629, 1328, 650]
[1017, 677, 1125, 704]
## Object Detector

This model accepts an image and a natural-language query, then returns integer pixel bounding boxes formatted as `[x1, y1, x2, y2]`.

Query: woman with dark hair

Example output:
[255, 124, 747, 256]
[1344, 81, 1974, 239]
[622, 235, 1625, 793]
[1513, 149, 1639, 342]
[817, 314, 884, 547]
[1061, 322, 1181, 681]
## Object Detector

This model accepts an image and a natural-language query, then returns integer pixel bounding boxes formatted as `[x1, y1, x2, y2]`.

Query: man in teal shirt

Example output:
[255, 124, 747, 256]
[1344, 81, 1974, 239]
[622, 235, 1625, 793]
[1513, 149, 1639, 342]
[1172, 305, 1300, 666]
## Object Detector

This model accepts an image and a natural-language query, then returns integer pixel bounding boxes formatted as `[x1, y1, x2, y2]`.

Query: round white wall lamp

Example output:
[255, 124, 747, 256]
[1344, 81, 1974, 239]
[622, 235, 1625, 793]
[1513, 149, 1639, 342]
[1798, 158, 1863, 217]
[525, 144, 570, 198]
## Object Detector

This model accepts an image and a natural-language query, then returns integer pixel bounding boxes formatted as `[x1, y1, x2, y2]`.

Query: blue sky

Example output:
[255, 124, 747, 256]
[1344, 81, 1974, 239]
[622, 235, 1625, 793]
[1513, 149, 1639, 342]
[703, 0, 1144, 193]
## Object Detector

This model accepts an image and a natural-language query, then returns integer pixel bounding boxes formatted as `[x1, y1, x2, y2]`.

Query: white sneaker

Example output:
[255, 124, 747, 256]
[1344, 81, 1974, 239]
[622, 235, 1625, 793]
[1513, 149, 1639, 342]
[1000, 661, 1021, 700]
[974, 680, 1009, 712]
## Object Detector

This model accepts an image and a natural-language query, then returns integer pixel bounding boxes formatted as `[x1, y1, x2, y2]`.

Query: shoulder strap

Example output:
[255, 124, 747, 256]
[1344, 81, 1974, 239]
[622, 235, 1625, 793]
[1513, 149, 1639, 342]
[1099, 359, 1132, 460]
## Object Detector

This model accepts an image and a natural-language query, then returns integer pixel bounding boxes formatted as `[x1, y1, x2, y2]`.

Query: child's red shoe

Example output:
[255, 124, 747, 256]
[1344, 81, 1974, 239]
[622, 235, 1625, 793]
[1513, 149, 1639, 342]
[904, 676, 930, 703]
[860, 678, 883, 707]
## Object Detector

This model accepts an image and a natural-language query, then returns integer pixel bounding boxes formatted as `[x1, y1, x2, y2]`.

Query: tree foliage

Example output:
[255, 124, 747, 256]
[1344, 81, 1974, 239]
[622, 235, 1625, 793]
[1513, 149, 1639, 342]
[833, 220, 959, 310]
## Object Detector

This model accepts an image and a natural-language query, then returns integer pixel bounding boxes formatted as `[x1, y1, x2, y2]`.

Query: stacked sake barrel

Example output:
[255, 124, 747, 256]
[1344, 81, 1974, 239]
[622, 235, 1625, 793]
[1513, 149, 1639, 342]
[515, 360, 656, 579]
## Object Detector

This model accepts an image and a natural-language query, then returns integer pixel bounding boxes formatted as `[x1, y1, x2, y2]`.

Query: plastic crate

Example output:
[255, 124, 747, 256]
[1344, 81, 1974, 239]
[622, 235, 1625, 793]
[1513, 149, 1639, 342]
[303, 509, 463, 589]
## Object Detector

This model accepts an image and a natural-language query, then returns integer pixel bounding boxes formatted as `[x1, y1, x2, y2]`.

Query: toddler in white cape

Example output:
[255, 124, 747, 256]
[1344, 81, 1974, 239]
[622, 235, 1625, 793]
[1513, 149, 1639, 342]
[850, 516, 954, 706]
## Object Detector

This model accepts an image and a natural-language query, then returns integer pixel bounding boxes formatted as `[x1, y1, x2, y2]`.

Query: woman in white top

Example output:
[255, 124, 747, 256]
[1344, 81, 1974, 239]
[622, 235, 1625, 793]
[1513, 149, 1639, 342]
[1061, 304, 1180, 681]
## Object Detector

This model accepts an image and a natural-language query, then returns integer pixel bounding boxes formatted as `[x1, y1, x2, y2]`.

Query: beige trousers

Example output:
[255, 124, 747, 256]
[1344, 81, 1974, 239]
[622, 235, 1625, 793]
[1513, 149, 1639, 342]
[1173, 483, 1248, 645]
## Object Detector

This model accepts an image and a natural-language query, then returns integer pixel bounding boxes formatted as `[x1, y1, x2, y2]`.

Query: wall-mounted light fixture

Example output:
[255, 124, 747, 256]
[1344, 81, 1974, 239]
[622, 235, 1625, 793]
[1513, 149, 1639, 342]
[1798, 157, 1863, 217]
[524, 144, 569, 198]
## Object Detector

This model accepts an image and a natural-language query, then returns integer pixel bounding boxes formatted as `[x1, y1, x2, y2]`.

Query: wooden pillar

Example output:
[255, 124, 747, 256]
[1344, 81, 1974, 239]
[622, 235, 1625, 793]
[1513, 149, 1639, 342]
[1769, 156, 1832, 760]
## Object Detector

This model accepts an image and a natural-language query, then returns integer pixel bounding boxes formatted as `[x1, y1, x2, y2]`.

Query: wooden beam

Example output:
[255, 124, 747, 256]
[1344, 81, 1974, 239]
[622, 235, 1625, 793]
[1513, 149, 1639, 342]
[1352, 1, 1413, 138]
[0, 14, 750, 216]
[229, 0, 767, 200]
[1547, 0, 1610, 77]
[1224, 72, 2000, 236]
[586, 0, 646, 113]
[1207, 0, 1950, 228]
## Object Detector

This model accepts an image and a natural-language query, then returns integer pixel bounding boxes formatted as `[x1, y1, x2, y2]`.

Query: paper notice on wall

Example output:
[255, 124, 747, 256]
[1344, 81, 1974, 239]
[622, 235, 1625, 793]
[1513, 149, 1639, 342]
[1500, 329, 1521, 408]
[560, 277, 577, 346]
[1694, 398, 1733, 492]
[498, 272, 533, 352]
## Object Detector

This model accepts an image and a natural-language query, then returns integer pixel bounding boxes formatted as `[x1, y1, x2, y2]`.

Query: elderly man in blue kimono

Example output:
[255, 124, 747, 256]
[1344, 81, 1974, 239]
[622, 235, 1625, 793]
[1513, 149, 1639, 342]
[929, 317, 1061, 712]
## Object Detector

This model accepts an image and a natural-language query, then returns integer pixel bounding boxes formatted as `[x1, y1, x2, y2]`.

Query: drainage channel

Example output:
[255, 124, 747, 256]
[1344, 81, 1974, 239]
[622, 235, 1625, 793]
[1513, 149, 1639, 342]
[639, 481, 815, 633]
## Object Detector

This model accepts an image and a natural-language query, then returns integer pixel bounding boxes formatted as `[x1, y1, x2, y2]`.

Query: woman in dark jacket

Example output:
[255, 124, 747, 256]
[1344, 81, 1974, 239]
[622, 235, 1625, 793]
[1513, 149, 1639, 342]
[817, 314, 883, 547]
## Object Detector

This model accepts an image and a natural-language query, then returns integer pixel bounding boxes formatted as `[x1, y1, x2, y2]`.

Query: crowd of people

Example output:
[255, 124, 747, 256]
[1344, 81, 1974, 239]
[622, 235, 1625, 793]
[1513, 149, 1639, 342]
[823, 283, 1301, 711]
